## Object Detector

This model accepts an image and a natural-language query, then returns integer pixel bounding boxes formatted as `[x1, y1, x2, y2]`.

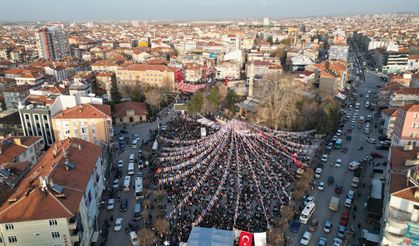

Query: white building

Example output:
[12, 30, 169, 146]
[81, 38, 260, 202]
[263, 18, 270, 26]
[215, 61, 241, 80]
[0, 138, 104, 246]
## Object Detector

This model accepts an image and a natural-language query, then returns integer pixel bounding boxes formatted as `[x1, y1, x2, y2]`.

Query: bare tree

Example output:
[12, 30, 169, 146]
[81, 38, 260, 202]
[153, 217, 169, 238]
[137, 228, 157, 246]
[267, 227, 284, 246]
[145, 88, 165, 114]
[254, 74, 305, 130]
[141, 208, 150, 222]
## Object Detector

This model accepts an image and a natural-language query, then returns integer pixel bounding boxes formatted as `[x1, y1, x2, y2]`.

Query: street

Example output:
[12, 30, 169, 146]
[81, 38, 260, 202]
[291, 66, 387, 246]
[96, 104, 177, 246]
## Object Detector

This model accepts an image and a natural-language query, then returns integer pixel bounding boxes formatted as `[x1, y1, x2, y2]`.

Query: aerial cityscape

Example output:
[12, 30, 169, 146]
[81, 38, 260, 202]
[0, 1, 418, 246]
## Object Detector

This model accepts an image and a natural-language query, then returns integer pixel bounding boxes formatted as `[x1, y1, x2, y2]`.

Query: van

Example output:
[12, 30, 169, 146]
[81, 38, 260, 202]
[123, 176, 131, 191]
[133, 202, 141, 220]
[129, 154, 135, 163]
[299, 203, 315, 224]
[132, 140, 137, 149]
[128, 162, 135, 175]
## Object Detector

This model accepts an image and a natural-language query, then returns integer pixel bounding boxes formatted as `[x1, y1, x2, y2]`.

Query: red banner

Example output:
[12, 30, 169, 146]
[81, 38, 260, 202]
[239, 231, 253, 246]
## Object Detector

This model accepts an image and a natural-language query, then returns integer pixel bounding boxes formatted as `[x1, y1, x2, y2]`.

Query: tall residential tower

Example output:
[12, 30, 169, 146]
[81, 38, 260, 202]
[35, 26, 70, 60]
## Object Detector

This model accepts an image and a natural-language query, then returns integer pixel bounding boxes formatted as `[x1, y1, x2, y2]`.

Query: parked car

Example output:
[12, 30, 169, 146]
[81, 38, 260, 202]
[304, 195, 314, 206]
[344, 198, 352, 208]
[348, 161, 360, 170]
[300, 231, 312, 245]
[347, 190, 355, 200]
[335, 185, 343, 194]
[114, 218, 123, 232]
[370, 152, 384, 158]
[308, 219, 319, 232]
[335, 159, 342, 167]
[321, 154, 328, 162]
[120, 198, 128, 212]
[129, 231, 140, 246]
[318, 182, 325, 191]
[323, 219, 333, 233]
[333, 238, 343, 246]
[340, 210, 349, 226]
[337, 225, 346, 238]
[107, 198, 115, 210]
[328, 176, 335, 185]
[290, 219, 300, 233]
[112, 179, 120, 189]
[318, 237, 327, 246]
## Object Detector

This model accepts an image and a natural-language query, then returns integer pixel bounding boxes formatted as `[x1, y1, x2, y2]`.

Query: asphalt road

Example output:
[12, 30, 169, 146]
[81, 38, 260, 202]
[96, 106, 177, 246]
[291, 70, 387, 245]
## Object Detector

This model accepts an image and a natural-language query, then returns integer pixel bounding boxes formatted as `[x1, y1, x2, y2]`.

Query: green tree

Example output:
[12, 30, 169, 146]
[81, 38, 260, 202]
[110, 79, 122, 103]
[207, 87, 220, 108]
[267, 35, 274, 45]
[225, 89, 239, 113]
[280, 38, 291, 46]
[131, 88, 145, 102]
[188, 92, 204, 113]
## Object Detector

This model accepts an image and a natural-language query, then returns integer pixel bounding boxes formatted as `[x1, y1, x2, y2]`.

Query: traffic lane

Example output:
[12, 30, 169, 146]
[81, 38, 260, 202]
[106, 146, 139, 245]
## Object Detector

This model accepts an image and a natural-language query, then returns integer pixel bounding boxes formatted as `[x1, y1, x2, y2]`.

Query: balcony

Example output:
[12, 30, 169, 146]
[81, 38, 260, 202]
[71, 235, 80, 242]
[385, 221, 406, 235]
[68, 222, 77, 230]
[388, 206, 413, 222]
[383, 231, 403, 245]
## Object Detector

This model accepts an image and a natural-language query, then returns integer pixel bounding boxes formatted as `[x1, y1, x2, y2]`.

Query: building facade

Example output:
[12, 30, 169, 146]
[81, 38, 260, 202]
[52, 104, 112, 146]
[0, 138, 104, 246]
[392, 104, 419, 147]
[36, 27, 70, 60]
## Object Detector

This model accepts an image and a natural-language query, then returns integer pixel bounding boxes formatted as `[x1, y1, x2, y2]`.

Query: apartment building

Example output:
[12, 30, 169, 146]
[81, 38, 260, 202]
[90, 60, 119, 73]
[115, 64, 176, 92]
[381, 107, 399, 139]
[36, 27, 70, 60]
[393, 104, 419, 147]
[3, 85, 31, 110]
[0, 138, 104, 246]
[0, 136, 44, 166]
[52, 104, 112, 146]
[383, 49, 409, 74]
[381, 146, 419, 245]
[215, 61, 241, 80]
[389, 88, 419, 107]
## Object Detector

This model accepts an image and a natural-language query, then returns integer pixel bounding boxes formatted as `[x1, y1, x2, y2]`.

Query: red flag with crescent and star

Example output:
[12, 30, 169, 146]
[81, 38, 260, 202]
[239, 231, 253, 246]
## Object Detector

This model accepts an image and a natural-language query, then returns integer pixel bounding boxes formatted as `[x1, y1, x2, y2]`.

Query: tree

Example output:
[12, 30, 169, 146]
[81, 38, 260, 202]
[137, 228, 157, 246]
[188, 92, 204, 113]
[153, 217, 169, 238]
[131, 88, 145, 102]
[279, 38, 291, 46]
[110, 79, 122, 103]
[225, 89, 239, 113]
[255, 74, 305, 130]
[207, 86, 220, 107]
[145, 88, 165, 115]
[267, 227, 284, 246]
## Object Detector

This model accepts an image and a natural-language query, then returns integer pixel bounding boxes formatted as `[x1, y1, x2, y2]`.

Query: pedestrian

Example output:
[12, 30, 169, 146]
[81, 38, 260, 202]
[354, 205, 357, 212]
[358, 223, 361, 229]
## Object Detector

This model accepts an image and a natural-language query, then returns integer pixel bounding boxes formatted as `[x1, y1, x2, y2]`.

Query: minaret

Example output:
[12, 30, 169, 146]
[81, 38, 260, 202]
[248, 61, 255, 98]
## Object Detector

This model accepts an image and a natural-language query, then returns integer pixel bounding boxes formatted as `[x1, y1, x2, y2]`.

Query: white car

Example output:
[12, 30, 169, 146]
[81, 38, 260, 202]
[107, 199, 115, 210]
[344, 198, 352, 208]
[333, 238, 343, 246]
[336, 129, 342, 136]
[129, 231, 140, 246]
[114, 218, 123, 232]
[112, 179, 120, 189]
[347, 190, 355, 199]
[348, 161, 360, 170]
[366, 137, 376, 144]
[335, 159, 342, 167]
[318, 182, 325, 191]
[117, 160, 123, 168]
[304, 195, 314, 206]
[314, 168, 322, 179]
[134, 134, 140, 142]
[321, 154, 328, 162]
[300, 231, 312, 245]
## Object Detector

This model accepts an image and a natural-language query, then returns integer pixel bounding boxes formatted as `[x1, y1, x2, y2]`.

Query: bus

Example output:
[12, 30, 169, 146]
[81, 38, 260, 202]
[135, 177, 143, 199]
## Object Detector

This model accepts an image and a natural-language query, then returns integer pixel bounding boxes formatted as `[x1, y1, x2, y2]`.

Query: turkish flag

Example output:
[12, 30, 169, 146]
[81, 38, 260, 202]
[239, 231, 253, 246]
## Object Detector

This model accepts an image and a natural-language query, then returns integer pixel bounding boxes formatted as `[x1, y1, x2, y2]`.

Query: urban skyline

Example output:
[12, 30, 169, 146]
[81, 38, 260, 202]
[1, 0, 419, 21]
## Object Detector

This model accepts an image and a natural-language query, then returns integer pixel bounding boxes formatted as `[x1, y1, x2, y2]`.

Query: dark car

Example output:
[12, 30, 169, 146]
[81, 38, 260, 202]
[335, 185, 343, 194]
[340, 210, 349, 226]
[308, 218, 319, 232]
[328, 176, 335, 186]
[120, 129, 128, 134]
[370, 152, 384, 158]
[378, 135, 389, 141]
[120, 198, 128, 212]
[290, 219, 300, 233]
[376, 145, 390, 150]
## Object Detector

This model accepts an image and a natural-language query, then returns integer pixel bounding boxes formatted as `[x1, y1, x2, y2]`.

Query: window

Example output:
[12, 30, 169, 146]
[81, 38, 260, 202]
[81, 127, 87, 134]
[413, 123, 416, 128]
[51, 232, 60, 239]
[64, 129, 70, 135]
[5, 224, 14, 230]
[34, 115, 39, 121]
[49, 219, 58, 226]
[415, 113, 418, 119]
[7, 236, 17, 243]
[34, 233, 40, 237]
[91, 128, 96, 134]
[43, 115, 48, 121]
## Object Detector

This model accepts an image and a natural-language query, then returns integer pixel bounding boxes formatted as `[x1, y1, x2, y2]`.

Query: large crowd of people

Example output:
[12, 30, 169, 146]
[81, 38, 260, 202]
[158, 117, 317, 243]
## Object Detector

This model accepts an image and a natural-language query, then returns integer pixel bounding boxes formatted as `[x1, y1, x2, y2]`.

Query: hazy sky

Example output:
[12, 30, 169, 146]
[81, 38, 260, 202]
[2, 0, 419, 21]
